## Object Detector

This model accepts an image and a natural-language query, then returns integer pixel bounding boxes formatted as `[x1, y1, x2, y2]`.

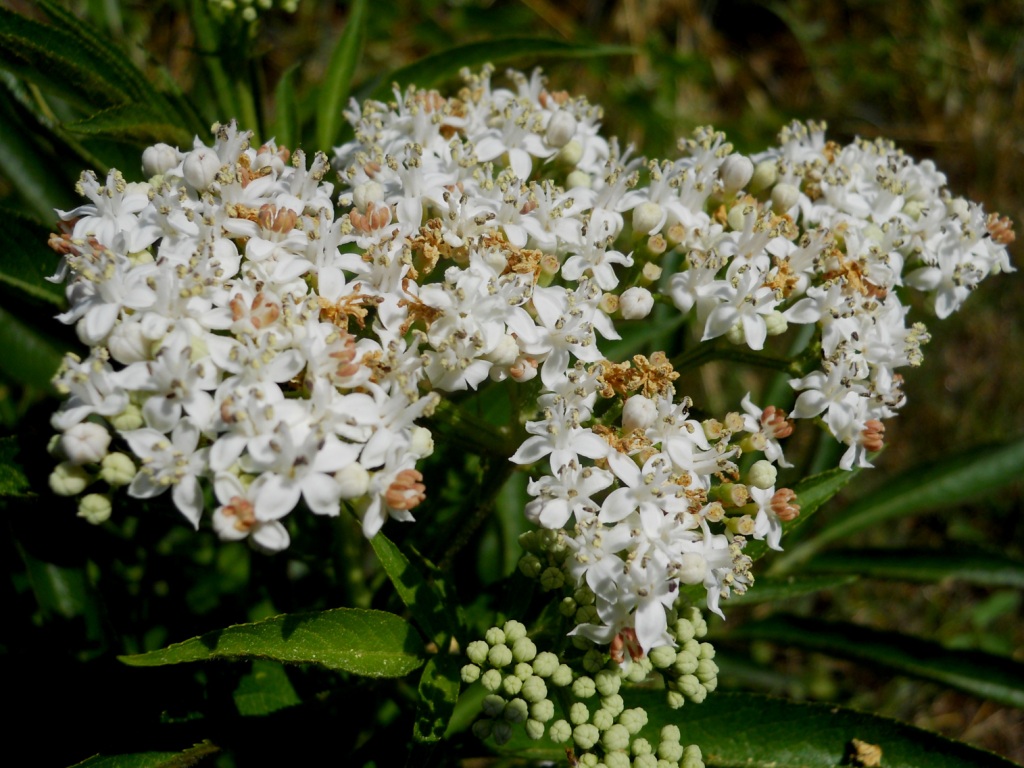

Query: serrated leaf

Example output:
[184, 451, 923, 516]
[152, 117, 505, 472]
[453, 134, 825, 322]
[372, 38, 635, 100]
[414, 655, 461, 743]
[370, 532, 460, 647]
[316, 0, 367, 151]
[119, 607, 425, 678]
[64, 102, 191, 147]
[806, 547, 1024, 588]
[0, 304, 64, 391]
[731, 615, 1024, 708]
[0, 435, 30, 497]
[2, 209, 65, 306]
[233, 659, 301, 716]
[498, 690, 1017, 767]
[0, 8, 128, 110]
[70, 741, 220, 768]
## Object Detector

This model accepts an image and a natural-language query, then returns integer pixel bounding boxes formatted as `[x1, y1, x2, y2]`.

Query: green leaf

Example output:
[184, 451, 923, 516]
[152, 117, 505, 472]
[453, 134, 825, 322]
[0, 8, 128, 111]
[783, 436, 1024, 566]
[413, 654, 461, 743]
[70, 742, 221, 768]
[0, 304, 64, 391]
[499, 690, 1018, 767]
[747, 464, 862, 564]
[372, 38, 635, 100]
[722, 573, 858, 605]
[731, 615, 1024, 709]
[271, 63, 301, 151]
[369, 532, 461, 647]
[0, 435, 30, 497]
[64, 102, 191, 147]
[119, 607, 426, 678]
[2, 209, 65, 307]
[806, 547, 1024, 588]
[316, 0, 367, 151]
[233, 659, 301, 716]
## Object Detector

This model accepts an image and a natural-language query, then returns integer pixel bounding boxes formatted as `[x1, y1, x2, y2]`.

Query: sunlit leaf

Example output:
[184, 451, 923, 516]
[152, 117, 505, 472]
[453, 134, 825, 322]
[119, 607, 425, 678]
[732, 615, 1024, 708]
[233, 659, 301, 716]
[316, 0, 367, 151]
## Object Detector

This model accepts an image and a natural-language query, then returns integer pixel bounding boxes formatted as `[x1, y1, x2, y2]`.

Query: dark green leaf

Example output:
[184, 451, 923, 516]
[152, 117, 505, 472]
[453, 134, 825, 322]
[271, 63, 300, 150]
[372, 38, 635, 100]
[0, 435, 30, 497]
[64, 102, 191, 147]
[499, 690, 1018, 767]
[370, 531, 461, 647]
[731, 615, 1024, 708]
[233, 659, 301, 716]
[70, 741, 220, 768]
[19, 548, 91, 620]
[806, 547, 1024, 588]
[119, 607, 425, 678]
[0, 304, 64, 391]
[316, 0, 367, 151]
[722, 573, 858, 605]
[414, 655, 461, 743]
[2, 209, 65, 306]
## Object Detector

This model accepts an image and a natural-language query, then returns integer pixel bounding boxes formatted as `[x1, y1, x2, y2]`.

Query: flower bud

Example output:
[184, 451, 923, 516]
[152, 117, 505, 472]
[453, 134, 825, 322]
[594, 669, 621, 697]
[748, 459, 777, 490]
[622, 395, 657, 432]
[109, 404, 144, 431]
[461, 664, 481, 684]
[501, 673, 522, 696]
[549, 719, 572, 742]
[771, 182, 800, 212]
[100, 452, 136, 487]
[764, 309, 788, 336]
[658, 738, 685, 762]
[750, 160, 778, 192]
[676, 552, 707, 585]
[524, 718, 545, 740]
[182, 147, 221, 190]
[50, 462, 91, 496]
[557, 139, 583, 167]
[142, 143, 180, 177]
[569, 701, 590, 725]
[530, 698, 554, 722]
[572, 723, 600, 750]
[353, 180, 384, 211]
[77, 493, 112, 524]
[521, 675, 548, 703]
[632, 202, 663, 235]
[545, 110, 577, 148]
[485, 333, 520, 367]
[649, 645, 677, 669]
[591, 705, 614, 731]
[719, 155, 754, 193]
[602, 723, 631, 751]
[572, 675, 596, 699]
[512, 636, 538, 663]
[481, 669, 502, 692]
[335, 462, 370, 499]
[488, 643, 513, 668]
[532, 651, 559, 678]
[482, 693, 506, 718]
[540, 565, 565, 591]
[619, 287, 654, 319]
[60, 422, 111, 465]
[409, 426, 434, 459]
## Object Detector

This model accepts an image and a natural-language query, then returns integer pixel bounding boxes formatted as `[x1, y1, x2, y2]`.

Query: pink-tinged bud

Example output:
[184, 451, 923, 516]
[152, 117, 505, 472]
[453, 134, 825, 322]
[385, 469, 426, 511]
[861, 420, 885, 452]
[770, 488, 800, 521]
[761, 405, 793, 438]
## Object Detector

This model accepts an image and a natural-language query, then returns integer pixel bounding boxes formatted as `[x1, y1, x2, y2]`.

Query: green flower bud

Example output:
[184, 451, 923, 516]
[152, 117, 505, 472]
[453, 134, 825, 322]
[481, 669, 502, 692]
[696, 659, 718, 684]
[549, 719, 572, 743]
[606, 752, 631, 768]
[482, 694, 506, 717]
[50, 462, 91, 496]
[540, 566, 565, 591]
[504, 697, 528, 723]
[702, 676, 718, 693]
[699, 642, 715, 660]
[521, 675, 548, 703]
[108, 403, 143, 431]
[514, 661, 534, 680]
[602, 723, 631, 751]
[572, 675, 596, 699]
[502, 674, 522, 696]
[518, 530, 538, 552]
[579, 753, 599, 768]
[672, 618, 695, 643]
[512, 636, 537, 663]
[484, 627, 506, 646]
[682, 744, 704, 768]
[77, 493, 112, 524]
[573, 723, 600, 750]
[525, 718, 546, 740]
[632, 737, 653, 756]
[467, 640, 490, 665]
[573, 585, 596, 605]
[672, 651, 698, 675]
[591, 707, 614, 731]
[619, 707, 648, 735]
[471, 719, 492, 740]
[600, 693, 624, 718]
[633, 754, 658, 768]
[764, 309, 788, 337]
[625, 657, 652, 683]
[747, 459, 777, 490]
[100, 452, 136, 486]
[575, 605, 599, 625]
[660, 725, 681, 743]
[461, 664, 481, 684]
[530, 698, 554, 722]
[569, 701, 590, 725]
[551, 663, 574, 687]
[488, 643, 513, 668]
[492, 720, 513, 745]
[750, 160, 778, 193]
[675, 674, 702, 698]
[532, 651, 559, 677]
[681, 639, 701, 657]
[594, 669, 621, 697]
[658, 738, 684, 762]
[582, 649, 606, 674]
[649, 645, 677, 669]
[665, 690, 686, 709]
[503, 620, 527, 642]
[689, 686, 708, 704]
[518, 553, 543, 578]
[559, 597, 578, 617]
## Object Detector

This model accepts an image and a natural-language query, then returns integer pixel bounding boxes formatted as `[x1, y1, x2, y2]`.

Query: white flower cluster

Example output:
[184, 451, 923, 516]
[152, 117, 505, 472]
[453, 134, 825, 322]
[48, 67, 1012, 651]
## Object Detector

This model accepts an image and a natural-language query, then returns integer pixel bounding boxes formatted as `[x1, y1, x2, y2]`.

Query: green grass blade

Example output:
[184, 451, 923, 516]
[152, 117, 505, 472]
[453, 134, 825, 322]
[732, 614, 1024, 709]
[805, 547, 1024, 588]
[316, 0, 367, 151]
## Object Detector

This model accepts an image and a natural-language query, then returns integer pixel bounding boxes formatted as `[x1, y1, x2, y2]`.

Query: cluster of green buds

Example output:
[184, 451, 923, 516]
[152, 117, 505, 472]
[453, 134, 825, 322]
[461, 619, 707, 768]
[207, 0, 299, 22]
[648, 607, 718, 709]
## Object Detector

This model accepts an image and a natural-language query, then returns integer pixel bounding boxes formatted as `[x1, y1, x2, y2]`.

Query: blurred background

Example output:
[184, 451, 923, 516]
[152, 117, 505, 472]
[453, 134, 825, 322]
[1, 0, 1021, 763]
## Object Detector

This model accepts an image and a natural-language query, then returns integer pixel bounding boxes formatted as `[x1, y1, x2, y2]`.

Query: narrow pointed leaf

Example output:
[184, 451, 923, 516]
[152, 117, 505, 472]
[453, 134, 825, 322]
[370, 531, 461, 647]
[0, 304, 64, 391]
[316, 0, 367, 151]
[731, 614, 1024, 708]
[373, 38, 635, 100]
[3, 210, 65, 306]
[271, 63, 300, 150]
[414, 655, 461, 743]
[806, 547, 1024, 588]
[720, 573, 858, 605]
[119, 607, 425, 678]
[64, 102, 191, 147]
[0, 98, 78, 221]
[70, 742, 221, 768]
